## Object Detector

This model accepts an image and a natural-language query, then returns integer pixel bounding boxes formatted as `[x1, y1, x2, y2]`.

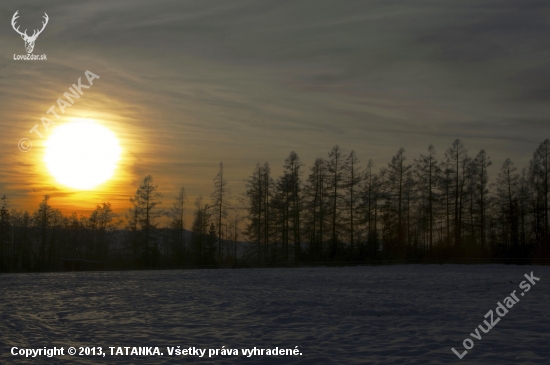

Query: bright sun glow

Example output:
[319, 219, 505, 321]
[44, 119, 122, 190]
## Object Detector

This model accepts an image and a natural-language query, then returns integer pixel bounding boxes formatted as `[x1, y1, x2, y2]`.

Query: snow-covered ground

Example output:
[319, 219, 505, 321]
[1, 265, 549, 364]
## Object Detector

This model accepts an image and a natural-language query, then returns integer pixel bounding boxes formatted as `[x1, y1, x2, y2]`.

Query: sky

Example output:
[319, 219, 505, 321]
[0, 0, 549, 219]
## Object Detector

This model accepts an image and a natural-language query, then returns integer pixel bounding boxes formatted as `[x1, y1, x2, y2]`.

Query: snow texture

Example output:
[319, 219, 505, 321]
[1, 265, 549, 364]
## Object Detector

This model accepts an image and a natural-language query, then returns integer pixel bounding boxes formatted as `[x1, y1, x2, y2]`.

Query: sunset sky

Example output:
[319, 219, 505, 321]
[1, 0, 549, 219]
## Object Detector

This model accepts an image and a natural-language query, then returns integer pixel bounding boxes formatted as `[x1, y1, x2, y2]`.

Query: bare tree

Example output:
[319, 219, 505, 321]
[415, 145, 440, 253]
[343, 150, 362, 252]
[530, 139, 550, 244]
[327, 145, 344, 259]
[283, 152, 303, 261]
[212, 163, 230, 257]
[32, 195, 53, 270]
[445, 139, 470, 248]
[494, 158, 520, 251]
[382, 148, 412, 256]
[243, 163, 273, 263]
[304, 158, 329, 260]
[87, 203, 120, 261]
[228, 214, 242, 262]
[473, 150, 491, 253]
[361, 159, 381, 259]
[129, 175, 163, 266]
[169, 186, 187, 261]
[0, 195, 10, 270]
[191, 196, 212, 265]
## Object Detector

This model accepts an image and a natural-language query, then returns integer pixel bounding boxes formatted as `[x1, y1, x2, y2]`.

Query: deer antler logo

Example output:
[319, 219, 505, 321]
[12, 11, 49, 54]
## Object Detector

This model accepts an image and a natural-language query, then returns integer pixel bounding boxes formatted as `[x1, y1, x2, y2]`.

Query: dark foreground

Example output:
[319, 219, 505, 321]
[1, 265, 549, 364]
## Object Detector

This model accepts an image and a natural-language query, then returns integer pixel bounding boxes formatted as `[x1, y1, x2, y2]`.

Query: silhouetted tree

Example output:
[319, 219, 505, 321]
[493, 158, 520, 253]
[10, 209, 31, 270]
[415, 145, 439, 253]
[87, 203, 120, 261]
[282, 152, 303, 261]
[304, 158, 330, 260]
[445, 139, 470, 248]
[129, 175, 163, 267]
[228, 214, 242, 263]
[32, 196, 54, 270]
[343, 150, 362, 254]
[191, 196, 212, 265]
[168, 186, 187, 263]
[381, 148, 412, 257]
[473, 149, 492, 254]
[0, 195, 10, 270]
[327, 145, 344, 259]
[243, 163, 274, 262]
[205, 223, 218, 265]
[211, 163, 230, 257]
[360, 159, 381, 260]
[529, 139, 550, 247]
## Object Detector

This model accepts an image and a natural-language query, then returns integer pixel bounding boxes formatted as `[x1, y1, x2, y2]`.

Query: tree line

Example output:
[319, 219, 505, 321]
[0, 162, 242, 271]
[242, 139, 550, 264]
[1, 139, 549, 271]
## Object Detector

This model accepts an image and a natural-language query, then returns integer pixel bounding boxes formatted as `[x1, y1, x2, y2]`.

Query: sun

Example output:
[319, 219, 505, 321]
[44, 119, 122, 190]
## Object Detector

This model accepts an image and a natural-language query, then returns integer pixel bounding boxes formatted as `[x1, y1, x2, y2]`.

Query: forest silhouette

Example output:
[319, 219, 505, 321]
[1, 138, 550, 272]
